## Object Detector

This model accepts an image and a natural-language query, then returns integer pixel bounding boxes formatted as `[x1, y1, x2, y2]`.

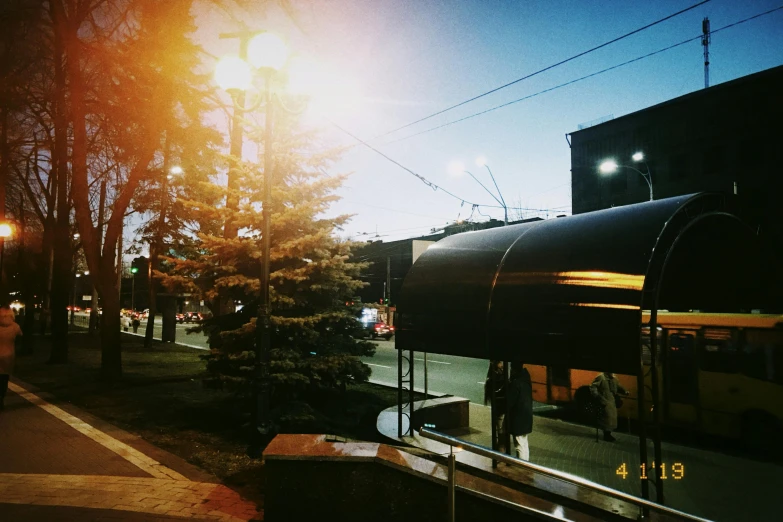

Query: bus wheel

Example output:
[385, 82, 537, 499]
[741, 411, 781, 456]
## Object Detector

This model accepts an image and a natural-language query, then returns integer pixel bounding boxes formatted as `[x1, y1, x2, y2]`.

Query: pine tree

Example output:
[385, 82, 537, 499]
[160, 105, 375, 420]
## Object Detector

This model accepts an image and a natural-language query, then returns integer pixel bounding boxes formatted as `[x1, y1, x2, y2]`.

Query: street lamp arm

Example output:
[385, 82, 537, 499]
[482, 164, 507, 209]
[620, 164, 653, 201]
[465, 170, 503, 207]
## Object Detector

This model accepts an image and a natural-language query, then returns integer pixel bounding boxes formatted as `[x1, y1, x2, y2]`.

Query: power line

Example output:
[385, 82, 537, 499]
[381, 4, 783, 145]
[329, 119, 574, 216]
[327, 119, 504, 209]
[375, 1, 710, 139]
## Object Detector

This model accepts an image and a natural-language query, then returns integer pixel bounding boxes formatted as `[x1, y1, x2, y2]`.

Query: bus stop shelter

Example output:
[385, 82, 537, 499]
[395, 192, 780, 503]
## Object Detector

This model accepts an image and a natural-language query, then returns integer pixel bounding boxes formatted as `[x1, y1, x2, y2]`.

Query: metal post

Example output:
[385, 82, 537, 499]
[447, 448, 456, 522]
[256, 73, 274, 437]
[424, 352, 428, 397]
[397, 345, 403, 437]
[702, 18, 711, 89]
[385, 256, 391, 321]
[637, 329, 651, 504]
[650, 308, 664, 504]
[503, 360, 511, 455]
[131, 274, 135, 312]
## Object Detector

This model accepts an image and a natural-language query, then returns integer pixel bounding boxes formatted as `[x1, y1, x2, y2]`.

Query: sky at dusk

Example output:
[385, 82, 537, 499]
[192, 0, 783, 244]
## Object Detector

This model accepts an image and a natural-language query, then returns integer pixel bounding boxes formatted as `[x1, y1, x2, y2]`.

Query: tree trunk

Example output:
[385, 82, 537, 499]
[98, 271, 122, 381]
[48, 1, 70, 363]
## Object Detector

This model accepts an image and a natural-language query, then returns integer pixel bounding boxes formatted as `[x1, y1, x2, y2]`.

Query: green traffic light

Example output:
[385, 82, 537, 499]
[130, 267, 138, 274]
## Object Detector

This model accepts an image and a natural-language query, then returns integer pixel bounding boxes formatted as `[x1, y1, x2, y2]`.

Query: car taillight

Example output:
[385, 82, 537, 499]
[390, 326, 395, 331]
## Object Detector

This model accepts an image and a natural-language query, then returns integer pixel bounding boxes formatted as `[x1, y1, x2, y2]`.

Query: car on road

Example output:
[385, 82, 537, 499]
[356, 320, 394, 340]
[177, 312, 203, 323]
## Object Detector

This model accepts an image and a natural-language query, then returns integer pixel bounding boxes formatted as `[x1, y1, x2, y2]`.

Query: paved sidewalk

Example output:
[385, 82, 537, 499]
[380, 401, 783, 521]
[0, 378, 261, 521]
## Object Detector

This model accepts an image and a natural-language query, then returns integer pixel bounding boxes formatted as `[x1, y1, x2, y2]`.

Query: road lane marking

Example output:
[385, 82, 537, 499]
[8, 382, 188, 481]
[366, 363, 393, 369]
[414, 358, 450, 365]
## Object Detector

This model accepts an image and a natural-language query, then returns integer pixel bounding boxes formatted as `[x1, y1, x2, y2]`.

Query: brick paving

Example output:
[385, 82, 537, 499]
[0, 378, 261, 521]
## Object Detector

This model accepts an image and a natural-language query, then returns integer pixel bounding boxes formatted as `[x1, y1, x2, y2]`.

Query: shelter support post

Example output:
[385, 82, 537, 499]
[447, 449, 456, 522]
[397, 347, 415, 438]
[636, 351, 650, 505]
[504, 361, 511, 456]
[490, 365, 497, 468]
[650, 309, 665, 504]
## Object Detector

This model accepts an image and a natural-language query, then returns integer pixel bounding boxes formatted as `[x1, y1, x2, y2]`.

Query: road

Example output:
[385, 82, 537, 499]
[77, 313, 488, 399]
[361, 339, 490, 403]
[73, 313, 211, 350]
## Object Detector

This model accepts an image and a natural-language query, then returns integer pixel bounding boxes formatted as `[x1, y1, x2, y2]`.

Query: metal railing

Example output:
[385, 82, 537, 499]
[420, 427, 713, 522]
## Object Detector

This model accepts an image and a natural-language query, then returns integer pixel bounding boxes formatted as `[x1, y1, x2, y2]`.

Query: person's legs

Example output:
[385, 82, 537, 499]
[514, 434, 530, 460]
[0, 374, 9, 410]
[494, 413, 506, 452]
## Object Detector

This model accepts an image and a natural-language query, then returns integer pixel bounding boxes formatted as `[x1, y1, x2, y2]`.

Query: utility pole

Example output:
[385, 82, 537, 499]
[702, 17, 711, 89]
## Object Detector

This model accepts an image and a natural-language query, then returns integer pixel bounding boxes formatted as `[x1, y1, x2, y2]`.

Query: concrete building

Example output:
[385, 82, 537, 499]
[568, 65, 783, 252]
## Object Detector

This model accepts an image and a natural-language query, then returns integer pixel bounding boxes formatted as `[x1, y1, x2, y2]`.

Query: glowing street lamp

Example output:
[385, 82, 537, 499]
[599, 153, 653, 201]
[0, 223, 12, 290]
[215, 30, 305, 443]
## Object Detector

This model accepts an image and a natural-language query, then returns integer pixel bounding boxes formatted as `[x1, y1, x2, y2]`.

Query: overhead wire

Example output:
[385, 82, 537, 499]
[327, 118, 503, 209]
[380, 4, 783, 145]
[374, 0, 711, 138]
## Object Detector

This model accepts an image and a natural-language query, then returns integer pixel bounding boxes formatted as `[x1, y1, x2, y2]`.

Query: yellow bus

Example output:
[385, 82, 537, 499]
[527, 312, 783, 445]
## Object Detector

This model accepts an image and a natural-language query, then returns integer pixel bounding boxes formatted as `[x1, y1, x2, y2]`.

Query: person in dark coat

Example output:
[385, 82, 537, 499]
[590, 372, 629, 442]
[507, 362, 534, 460]
[484, 360, 507, 453]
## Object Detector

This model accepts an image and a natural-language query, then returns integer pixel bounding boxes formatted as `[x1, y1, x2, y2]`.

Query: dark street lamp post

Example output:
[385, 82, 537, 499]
[215, 31, 308, 442]
[130, 266, 138, 311]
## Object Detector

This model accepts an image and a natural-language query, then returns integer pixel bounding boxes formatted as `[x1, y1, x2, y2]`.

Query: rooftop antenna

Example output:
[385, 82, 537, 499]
[702, 17, 711, 89]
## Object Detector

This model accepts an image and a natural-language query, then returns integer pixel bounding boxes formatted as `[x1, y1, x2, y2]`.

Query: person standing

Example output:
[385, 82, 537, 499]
[0, 305, 23, 410]
[484, 360, 507, 453]
[508, 362, 534, 460]
[590, 371, 629, 442]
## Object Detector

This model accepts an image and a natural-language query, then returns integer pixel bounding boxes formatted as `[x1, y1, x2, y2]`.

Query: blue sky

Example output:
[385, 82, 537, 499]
[195, 0, 783, 243]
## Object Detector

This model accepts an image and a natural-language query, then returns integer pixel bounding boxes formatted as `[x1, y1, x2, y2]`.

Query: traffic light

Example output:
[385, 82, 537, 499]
[130, 267, 138, 274]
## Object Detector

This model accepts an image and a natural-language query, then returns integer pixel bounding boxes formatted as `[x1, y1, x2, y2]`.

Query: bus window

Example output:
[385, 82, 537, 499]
[668, 331, 698, 404]
[700, 329, 738, 374]
[742, 343, 778, 383]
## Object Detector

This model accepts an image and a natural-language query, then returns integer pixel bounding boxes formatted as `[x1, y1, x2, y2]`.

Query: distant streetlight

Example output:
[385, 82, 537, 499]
[130, 266, 138, 312]
[0, 223, 13, 290]
[449, 158, 509, 225]
[599, 152, 654, 201]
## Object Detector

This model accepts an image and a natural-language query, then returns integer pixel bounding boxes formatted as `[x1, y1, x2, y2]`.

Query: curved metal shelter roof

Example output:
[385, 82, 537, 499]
[396, 193, 779, 374]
